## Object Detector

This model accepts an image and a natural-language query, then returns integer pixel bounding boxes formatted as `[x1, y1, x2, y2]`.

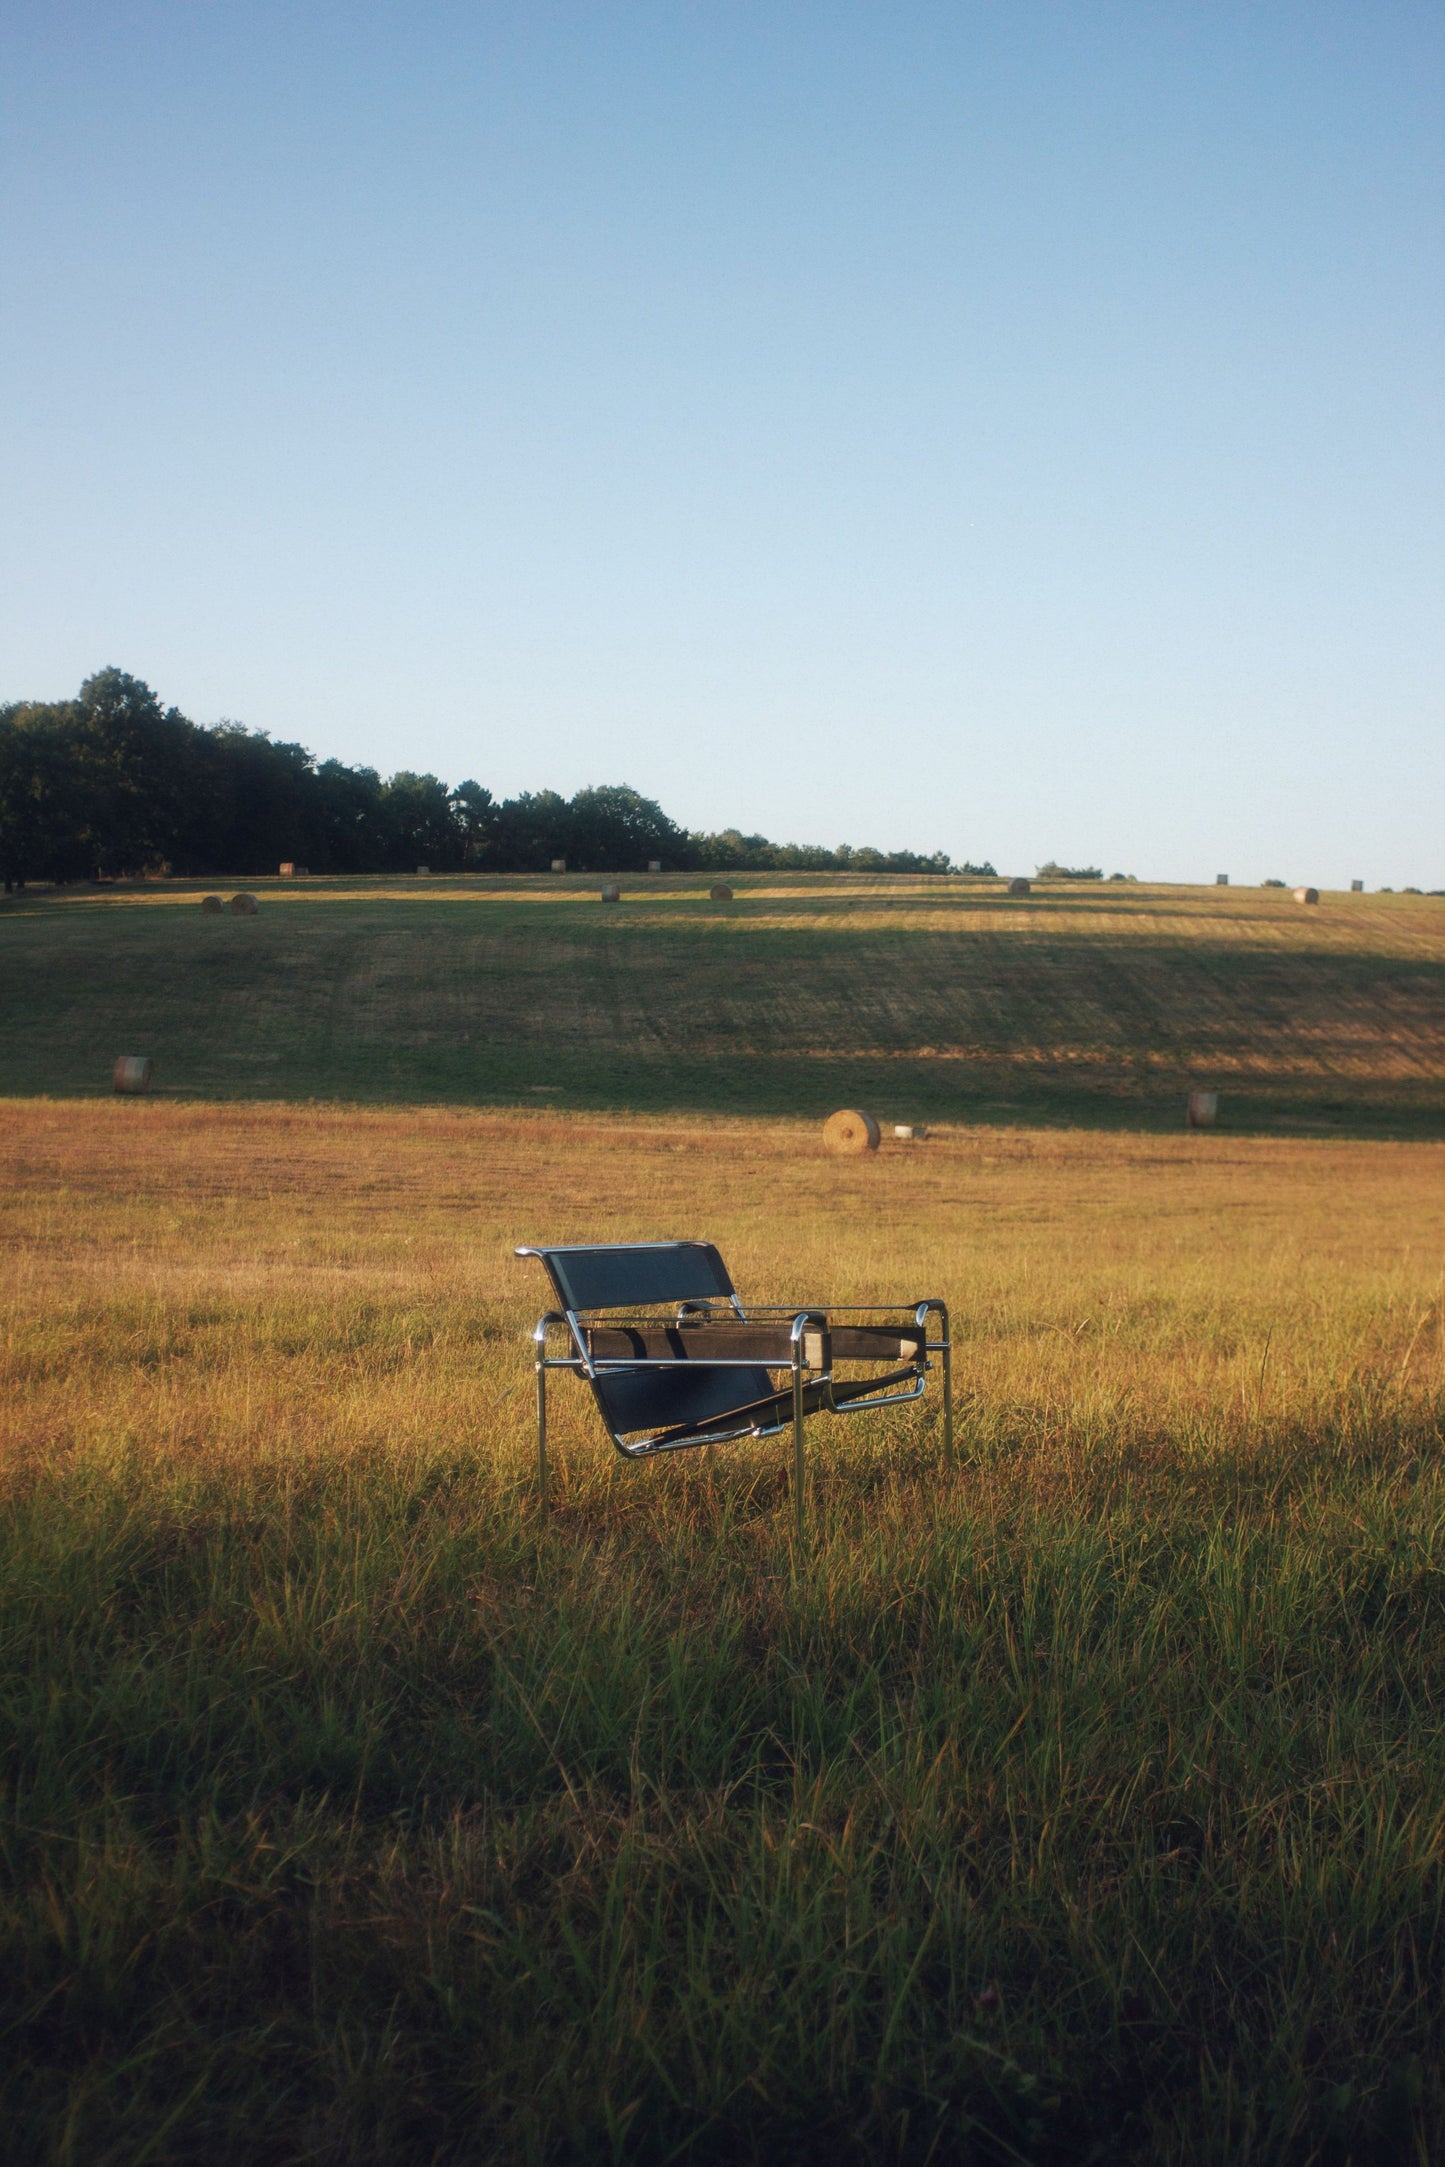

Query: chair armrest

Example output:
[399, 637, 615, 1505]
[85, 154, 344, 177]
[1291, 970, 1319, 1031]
[582, 1320, 926, 1366]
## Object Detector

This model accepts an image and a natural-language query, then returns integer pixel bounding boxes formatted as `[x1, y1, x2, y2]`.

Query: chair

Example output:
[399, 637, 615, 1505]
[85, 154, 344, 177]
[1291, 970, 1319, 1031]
[515, 1240, 951, 1537]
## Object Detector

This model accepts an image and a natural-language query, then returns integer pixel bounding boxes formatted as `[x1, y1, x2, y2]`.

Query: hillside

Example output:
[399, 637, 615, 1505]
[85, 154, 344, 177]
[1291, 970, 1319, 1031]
[1, 873, 1442, 1133]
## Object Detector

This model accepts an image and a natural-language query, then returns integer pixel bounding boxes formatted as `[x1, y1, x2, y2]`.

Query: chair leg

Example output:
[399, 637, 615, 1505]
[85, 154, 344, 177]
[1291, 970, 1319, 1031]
[921, 1299, 954, 1468]
[536, 1361, 548, 1508]
[792, 1360, 806, 1548]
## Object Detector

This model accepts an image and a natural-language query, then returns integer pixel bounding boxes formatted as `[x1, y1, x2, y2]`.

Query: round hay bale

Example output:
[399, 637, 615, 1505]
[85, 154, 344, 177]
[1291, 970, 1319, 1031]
[113, 1056, 154, 1095]
[710, 883, 733, 902]
[647, 859, 662, 873]
[1007, 876, 1031, 897]
[1293, 886, 1319, 905]
[823, 1108, 880, 1156]
[200, 894, 224, 914]
[600, 883, 621, 903]
[1186, 1090, 1219, 1130]
[550, 858, 567, 874]
[229, 892, 259, 915]
[893, 1123, 927, 1140]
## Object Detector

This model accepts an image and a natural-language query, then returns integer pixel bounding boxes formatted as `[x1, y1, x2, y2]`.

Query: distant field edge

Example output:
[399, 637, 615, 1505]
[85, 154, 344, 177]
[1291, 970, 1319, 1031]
[4, 1090, 1443, 1150]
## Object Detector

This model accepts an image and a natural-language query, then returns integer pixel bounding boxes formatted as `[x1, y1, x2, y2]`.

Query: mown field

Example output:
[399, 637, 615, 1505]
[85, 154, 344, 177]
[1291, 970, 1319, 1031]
[3, 1093, 1443, 2163]
[2, 873, 1443, 1132]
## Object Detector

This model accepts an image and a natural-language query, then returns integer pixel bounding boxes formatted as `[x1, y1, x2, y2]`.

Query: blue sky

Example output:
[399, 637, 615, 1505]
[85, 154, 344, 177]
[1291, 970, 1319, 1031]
[3, 1, 1442, 885]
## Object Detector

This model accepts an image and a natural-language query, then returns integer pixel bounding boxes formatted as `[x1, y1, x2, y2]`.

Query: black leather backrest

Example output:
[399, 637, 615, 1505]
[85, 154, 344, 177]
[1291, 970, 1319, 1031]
[519, 1241, 735, 1313]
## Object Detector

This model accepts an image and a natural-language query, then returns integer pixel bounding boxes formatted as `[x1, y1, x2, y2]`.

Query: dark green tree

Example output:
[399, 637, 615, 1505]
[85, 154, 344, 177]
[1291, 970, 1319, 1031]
[1, 667, 976, 885]
[565, 784, 688, 870]
[0, 700, 91, 887]
[72, 668, 194, 874]
[188, 724, 317, 875]
[378, 772, 460, 870]
[311, 760, 386, 872]
[450, 780, 496, 867]
[491, 790, 571, 871]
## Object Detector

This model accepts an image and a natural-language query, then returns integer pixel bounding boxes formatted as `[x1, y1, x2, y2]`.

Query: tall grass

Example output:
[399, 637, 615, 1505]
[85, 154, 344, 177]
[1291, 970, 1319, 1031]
[2, 1100, 1443, 2161]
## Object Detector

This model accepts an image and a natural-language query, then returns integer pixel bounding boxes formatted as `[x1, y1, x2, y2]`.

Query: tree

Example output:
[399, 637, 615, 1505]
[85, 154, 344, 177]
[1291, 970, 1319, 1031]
[565, 785, 688, 870]
[72, 668, 194, 874]
[490, 790, 571, 872]
[0, 667, 976, 885]
[311, 760, 386, 873]
[379, 772, 461, 870]
[188, 723, 317, 875]
[450, 780, 496, 867]
[0, 700, 91, 886]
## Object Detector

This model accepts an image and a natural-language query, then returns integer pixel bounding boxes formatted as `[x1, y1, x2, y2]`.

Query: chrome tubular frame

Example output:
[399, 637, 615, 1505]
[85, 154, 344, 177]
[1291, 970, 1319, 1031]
[532, 1310, 565, 1504]
[528, 1293, 953, 1513]
[731, 1301, 946, 1428]
[917, 1298, 953, 1465]
[790, 1309, 825, 1547]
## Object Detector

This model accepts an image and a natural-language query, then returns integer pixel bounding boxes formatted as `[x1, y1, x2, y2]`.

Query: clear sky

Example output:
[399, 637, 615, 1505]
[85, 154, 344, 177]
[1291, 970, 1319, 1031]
[3, 1, 1442, 886]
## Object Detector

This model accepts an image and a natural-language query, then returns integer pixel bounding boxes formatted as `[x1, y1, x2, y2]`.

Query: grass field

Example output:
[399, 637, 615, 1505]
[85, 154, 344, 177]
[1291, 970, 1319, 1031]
[2, 873, 1443, 1133]
[3, 1093, 1443, 2163]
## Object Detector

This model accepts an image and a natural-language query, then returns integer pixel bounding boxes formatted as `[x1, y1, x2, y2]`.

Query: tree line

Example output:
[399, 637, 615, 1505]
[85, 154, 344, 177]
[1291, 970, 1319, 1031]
[0, 670, 987, 889]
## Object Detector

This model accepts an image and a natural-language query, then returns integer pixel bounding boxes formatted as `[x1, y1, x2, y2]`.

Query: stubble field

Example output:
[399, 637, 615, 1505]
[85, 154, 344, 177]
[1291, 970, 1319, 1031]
[2, 873, 1442, 1132]
[3, 1087, 1443, 2164]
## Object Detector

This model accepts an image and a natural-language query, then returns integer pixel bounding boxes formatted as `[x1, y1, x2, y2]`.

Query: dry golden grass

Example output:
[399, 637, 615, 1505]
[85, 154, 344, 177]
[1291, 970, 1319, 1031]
[5, 1096, 1443, 1488]
[3, 1098, 1444, 2163]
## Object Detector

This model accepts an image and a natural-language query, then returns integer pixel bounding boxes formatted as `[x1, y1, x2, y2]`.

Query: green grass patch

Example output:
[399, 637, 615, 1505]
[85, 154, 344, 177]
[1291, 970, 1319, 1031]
[2, 875, 1442, 1133]
[3, 1417, 1443, 2163]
